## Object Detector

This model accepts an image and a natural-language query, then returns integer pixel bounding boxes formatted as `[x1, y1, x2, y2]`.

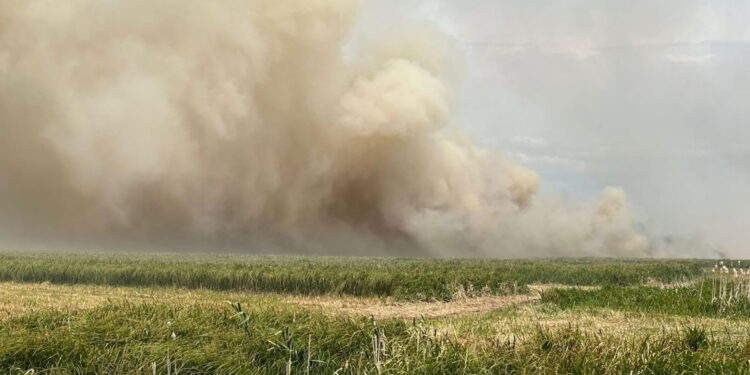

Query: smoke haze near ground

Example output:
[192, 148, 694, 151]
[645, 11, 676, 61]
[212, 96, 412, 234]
[0, 0, 714, 257]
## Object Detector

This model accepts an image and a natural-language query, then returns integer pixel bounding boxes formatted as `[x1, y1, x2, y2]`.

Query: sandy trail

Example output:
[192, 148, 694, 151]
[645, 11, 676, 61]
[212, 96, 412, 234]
[288, 294, 539, 319]
[291, 283, 606, 319]
[0, 281, 542, 320]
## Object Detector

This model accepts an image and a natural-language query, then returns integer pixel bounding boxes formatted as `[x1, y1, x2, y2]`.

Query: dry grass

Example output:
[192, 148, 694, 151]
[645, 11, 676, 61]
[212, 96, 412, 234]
[0, 282, 246, 319]
[642, 277, 701, 289]
[5, 281, 746, 347]
[430, 302, 750, 346]
[0, 282, 538, 321]
[527, 283, 601, 293]
[288, 294, 539, 319]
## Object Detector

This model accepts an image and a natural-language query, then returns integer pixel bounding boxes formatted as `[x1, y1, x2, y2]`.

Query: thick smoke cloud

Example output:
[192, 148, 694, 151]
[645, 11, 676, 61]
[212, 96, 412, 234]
[0, 0, 680, 256]
[365, 0, 745, 257]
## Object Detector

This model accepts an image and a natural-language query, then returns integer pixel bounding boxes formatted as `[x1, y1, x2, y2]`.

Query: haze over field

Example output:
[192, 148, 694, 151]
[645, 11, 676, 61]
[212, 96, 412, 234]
[0, 0, 744, 257]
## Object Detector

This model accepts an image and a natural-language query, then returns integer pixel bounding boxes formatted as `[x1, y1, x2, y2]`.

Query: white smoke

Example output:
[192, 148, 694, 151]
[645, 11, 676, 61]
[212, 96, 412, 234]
[0, 0, 689, 256]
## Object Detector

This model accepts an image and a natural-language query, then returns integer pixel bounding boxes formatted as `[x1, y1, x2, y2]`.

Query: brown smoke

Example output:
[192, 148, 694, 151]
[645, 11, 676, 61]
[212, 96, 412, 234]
[0, 0, 665, 256]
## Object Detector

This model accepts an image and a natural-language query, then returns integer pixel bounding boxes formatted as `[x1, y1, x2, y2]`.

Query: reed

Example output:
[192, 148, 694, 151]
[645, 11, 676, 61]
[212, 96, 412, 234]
[0, 251, 704, 300]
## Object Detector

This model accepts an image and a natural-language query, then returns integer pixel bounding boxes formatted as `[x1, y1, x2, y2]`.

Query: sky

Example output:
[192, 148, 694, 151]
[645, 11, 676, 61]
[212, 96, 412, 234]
[351, 0, 750, 257]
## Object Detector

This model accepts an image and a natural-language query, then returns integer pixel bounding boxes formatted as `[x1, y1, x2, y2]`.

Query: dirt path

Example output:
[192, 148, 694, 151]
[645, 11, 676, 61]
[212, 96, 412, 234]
[0, 281, 542, 321]
[290, 283, 607, 319]
[527, 283, 601, 293]
[287, 294, 539, 319]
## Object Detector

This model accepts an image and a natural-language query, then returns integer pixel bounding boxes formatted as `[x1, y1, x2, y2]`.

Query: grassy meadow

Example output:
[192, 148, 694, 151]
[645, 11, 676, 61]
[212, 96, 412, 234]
[0, 251, 748, 374]
[0, 252, 703, 300]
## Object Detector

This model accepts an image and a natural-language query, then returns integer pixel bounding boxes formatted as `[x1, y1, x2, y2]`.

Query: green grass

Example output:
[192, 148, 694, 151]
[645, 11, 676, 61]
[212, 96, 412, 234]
[0, 252, 705, 300]
[3, 252, 746, 374]
[542, 281, 750, 318]
[3, 301, 750, 374]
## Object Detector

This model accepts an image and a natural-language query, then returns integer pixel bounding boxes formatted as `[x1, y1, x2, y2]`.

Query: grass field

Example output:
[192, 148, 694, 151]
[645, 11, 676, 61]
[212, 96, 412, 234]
[0, 252, 704, 300]
[0, 251, 748, 374]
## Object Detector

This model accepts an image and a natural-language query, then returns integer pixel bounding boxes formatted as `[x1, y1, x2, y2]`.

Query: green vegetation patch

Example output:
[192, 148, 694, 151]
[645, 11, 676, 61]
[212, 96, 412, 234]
[0, 252, 704, 300]
[542, 281, 750, 318]
[2, 302, 750, 374]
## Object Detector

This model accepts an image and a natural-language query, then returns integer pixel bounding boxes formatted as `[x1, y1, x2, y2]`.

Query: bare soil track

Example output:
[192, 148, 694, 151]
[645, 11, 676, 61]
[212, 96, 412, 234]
[289, 294, 539, 319]
[0, 282, 544, 320]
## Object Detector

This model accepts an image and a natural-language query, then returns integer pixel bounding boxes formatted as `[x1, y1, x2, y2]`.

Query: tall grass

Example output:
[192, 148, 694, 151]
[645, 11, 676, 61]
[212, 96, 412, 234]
[0, 252, 704, 300]
[709, 261, 750, 309]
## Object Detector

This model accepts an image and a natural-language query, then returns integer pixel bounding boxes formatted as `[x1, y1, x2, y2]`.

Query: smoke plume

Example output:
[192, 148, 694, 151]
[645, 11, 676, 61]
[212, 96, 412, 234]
[0, 0, 673, 256]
